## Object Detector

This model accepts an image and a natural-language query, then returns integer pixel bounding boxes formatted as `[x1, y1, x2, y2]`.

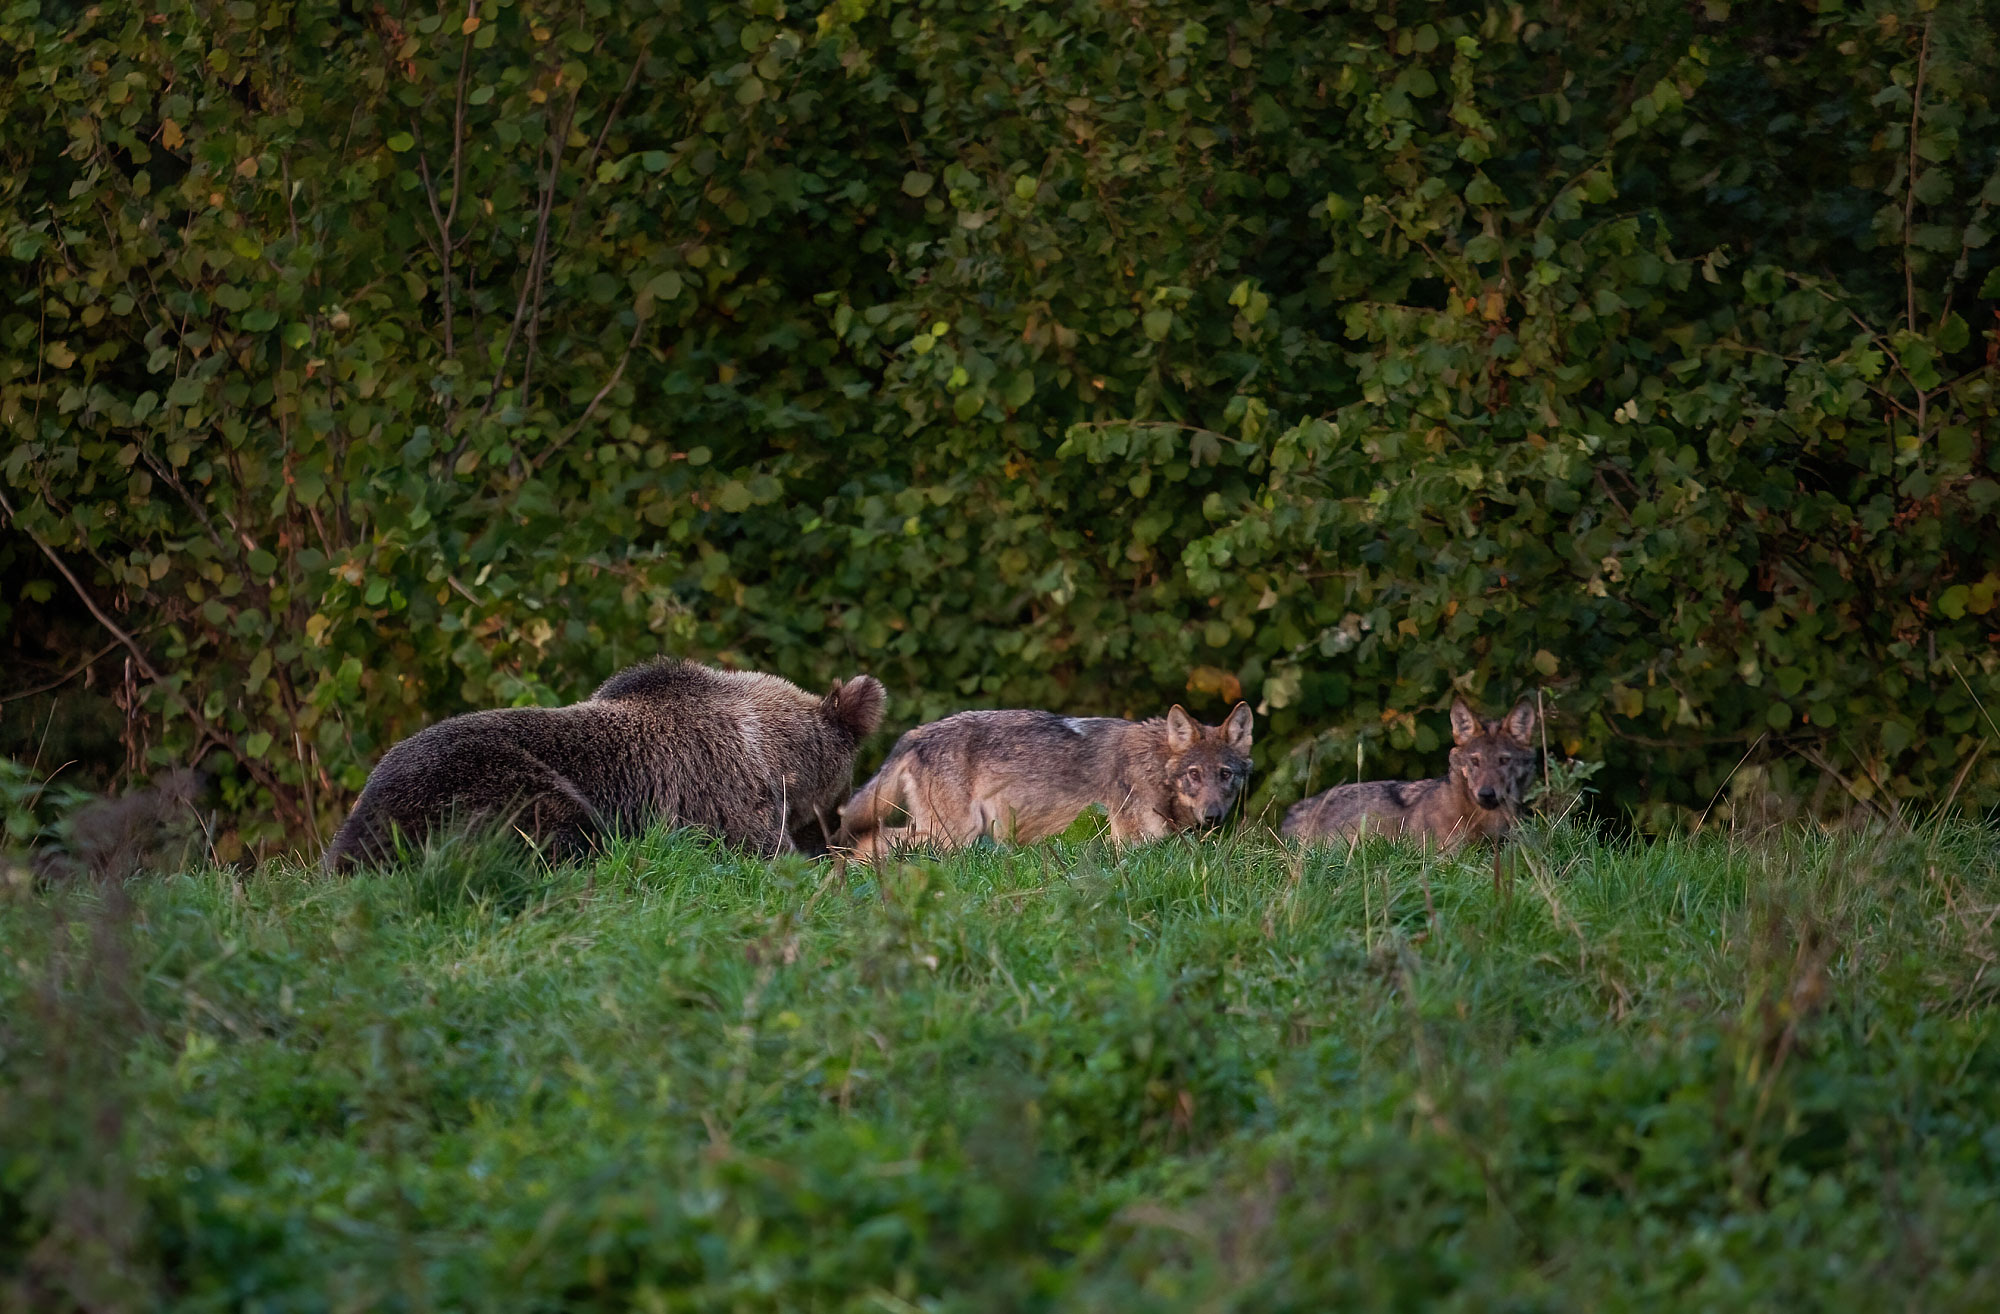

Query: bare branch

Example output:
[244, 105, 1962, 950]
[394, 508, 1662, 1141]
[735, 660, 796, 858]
[530, 313, 648, 473]
[0, 640, 123, 705]
[556, 49, 647, 254]
[1903, 14, 1933, 339]
[0, 488, 303, 825]
[0, 488, 163, 683]
[481, 82, 583, 421]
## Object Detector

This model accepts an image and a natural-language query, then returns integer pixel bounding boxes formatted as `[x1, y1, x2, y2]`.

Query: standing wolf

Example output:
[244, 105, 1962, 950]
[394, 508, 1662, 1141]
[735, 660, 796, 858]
[1283, 699, 1538, 847]
[324, 660, 885, 871]
[839, 703, 1253, 860]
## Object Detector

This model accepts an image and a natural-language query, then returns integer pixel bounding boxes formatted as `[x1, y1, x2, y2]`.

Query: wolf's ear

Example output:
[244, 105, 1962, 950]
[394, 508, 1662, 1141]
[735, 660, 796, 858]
[824, 675, 886, 739]
[1502, 699, 1537, 743]
[1449, 699, 1481, 745]
[1165, 704, 1196, 752]
[1222, 701, 1254, 752]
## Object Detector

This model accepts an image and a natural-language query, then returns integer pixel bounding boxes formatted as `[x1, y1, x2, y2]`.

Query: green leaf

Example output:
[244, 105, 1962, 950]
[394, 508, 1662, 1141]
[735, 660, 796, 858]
[902, 171, 934, 198]
[387, 132, 414, 153]
[242, 308, 278, 332]
[1938, 585, 1970, 619]
[1142, 309, 1173, 341]
[1003, 370, 1035, 409]
[1464, 174, 1506, 205]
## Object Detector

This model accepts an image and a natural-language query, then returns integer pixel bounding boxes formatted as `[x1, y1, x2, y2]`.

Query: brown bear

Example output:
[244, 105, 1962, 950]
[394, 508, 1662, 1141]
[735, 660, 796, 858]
[323, 660, 886, 871]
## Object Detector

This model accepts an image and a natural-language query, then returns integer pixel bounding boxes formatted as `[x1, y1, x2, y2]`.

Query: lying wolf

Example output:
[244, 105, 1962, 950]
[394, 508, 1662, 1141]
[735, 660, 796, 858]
[839, 702, 1253, 860]
[1283, 699, 1538, 848]
[325, 660, 885, 871]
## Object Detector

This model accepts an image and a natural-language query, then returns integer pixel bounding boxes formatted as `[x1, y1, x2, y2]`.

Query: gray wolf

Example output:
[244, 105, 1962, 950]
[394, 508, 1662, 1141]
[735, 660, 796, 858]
[324, 660, 885, 871]
[839, 702, 1253, 860]
[1283, 699, 1538, 847]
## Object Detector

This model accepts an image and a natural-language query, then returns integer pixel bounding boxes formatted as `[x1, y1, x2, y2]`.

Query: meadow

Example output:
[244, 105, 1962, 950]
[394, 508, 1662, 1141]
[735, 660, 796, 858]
[6, 822, 2000, 1311]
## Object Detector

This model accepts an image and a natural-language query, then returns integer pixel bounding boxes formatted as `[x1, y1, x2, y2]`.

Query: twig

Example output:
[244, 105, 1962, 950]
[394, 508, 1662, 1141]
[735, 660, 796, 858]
[410, 8, 479, 361]
[480, 82, 583, 426]
[0, 487, 303, 827]
[0, 640, 124, 704]
[529, 313, 648, 472]
[1537, 687, 1550, 795]
[0, 488, 163, 683]
[1696, 731, 1768, 832]
[1797, 745, 1896, 827]
[1948, 658, 2000, 743]
[555, 49, 647, 254]
[1902, 13, 1933, 339]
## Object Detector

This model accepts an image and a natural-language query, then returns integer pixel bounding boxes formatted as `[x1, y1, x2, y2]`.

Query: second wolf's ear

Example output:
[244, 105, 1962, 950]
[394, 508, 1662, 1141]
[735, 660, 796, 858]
[824, 675, 887, 739]
[1222, 701, 1254, 752]
[1502, 699, 1537, 743]
[1449, 700, 1480, 745]
[1165, 704, 1196, 752]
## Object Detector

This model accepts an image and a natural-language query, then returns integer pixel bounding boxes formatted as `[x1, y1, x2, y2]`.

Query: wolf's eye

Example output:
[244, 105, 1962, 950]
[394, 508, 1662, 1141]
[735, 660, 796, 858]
[1468, 753, 1482, 765]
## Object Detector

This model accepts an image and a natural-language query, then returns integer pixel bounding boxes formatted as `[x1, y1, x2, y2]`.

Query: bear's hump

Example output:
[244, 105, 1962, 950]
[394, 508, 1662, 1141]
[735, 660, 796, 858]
[590, 658, 715, 703]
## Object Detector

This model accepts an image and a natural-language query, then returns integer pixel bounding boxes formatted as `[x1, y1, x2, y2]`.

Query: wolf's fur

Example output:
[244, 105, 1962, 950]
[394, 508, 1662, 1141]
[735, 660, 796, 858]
[839, 702, 1253, 860]
[324, 660, 886, 871]
[1283, 699, 1538, 847]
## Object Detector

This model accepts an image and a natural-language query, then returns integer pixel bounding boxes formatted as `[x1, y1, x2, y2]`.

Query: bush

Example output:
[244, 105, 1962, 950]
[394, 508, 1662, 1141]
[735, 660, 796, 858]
[2, 0, 1996, 852]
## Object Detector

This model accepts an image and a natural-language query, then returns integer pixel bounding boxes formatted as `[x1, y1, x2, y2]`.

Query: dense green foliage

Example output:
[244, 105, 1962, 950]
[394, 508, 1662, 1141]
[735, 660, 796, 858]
[2, 0, 1998, 852]
[4, 826, 2000, 1307]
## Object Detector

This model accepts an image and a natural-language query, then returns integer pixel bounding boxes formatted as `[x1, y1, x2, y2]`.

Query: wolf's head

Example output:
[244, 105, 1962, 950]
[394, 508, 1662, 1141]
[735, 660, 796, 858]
[1163, 702, 1254, 827]
[1447, 699, 1538, 814]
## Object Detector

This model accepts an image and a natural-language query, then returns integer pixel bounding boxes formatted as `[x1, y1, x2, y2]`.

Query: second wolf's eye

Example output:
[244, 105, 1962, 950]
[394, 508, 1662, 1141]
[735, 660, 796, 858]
[1219, 767, 1233, 781]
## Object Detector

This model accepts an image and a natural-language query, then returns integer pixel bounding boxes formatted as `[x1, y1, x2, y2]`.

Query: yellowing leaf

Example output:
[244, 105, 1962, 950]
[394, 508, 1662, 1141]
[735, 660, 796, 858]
[161, 119, 184, 150]
[1186, 666, 1243, 703]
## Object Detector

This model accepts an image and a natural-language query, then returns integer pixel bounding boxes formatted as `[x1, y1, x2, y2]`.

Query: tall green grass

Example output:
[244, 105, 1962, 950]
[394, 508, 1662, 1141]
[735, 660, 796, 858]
[4, 823, 2000, 1310]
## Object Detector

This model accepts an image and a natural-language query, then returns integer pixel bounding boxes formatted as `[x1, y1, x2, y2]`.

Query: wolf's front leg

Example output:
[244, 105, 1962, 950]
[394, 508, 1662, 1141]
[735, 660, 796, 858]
[1105, 799, 1174, 845]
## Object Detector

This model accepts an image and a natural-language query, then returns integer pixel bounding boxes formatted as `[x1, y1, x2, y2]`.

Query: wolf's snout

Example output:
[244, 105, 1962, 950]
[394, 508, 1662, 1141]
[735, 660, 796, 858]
[1476, 787, 1501, 809]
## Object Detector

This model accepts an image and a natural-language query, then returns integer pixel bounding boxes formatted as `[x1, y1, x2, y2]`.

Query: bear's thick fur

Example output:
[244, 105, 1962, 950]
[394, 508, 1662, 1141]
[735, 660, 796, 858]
[323, 660, 885, 871]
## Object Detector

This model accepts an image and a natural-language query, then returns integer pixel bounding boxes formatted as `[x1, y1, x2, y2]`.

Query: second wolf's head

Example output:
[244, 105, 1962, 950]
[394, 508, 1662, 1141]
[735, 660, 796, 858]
[1163, 702, 1255, 826]
[1447, 699, 1538, 815]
